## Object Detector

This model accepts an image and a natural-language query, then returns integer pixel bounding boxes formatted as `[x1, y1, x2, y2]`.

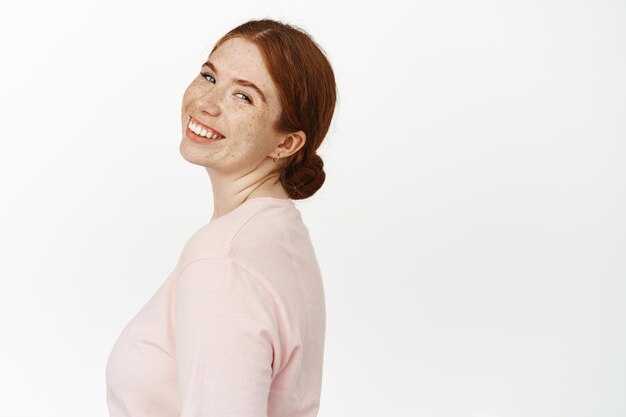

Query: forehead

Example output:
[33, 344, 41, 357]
[209, 37, 276, 104]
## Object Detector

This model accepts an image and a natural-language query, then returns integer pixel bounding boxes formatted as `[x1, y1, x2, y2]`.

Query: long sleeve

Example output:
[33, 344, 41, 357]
[174, 257, 283, 417]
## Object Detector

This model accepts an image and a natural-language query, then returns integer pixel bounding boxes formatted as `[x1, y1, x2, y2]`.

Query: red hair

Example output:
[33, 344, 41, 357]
[210, 19, 338, 200]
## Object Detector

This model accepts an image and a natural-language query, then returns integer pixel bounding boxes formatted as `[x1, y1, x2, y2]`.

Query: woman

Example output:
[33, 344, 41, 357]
[105, 18, 337, 417]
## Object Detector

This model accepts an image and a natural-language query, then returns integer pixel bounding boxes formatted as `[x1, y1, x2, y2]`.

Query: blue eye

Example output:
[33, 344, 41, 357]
[200, 72, 216, 84]
[235, 92, 251, 103]
[199, 72, 252, 104]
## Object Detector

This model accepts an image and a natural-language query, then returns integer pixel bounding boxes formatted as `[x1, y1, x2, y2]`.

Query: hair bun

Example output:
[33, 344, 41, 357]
[282, 153, 325, 200]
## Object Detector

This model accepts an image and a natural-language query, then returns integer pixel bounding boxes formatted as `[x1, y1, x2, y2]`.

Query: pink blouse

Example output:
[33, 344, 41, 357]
[105, 197, 326, 417]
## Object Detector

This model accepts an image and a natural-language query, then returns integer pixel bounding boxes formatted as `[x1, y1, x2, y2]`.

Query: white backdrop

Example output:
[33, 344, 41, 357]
[0, 0, 624, 416]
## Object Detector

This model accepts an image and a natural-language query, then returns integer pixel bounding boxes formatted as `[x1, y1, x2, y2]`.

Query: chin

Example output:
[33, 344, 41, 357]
[179, 138, 205, 166]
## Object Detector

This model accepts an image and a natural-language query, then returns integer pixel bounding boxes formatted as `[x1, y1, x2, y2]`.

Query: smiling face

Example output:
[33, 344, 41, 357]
[180, 37, 288, 175]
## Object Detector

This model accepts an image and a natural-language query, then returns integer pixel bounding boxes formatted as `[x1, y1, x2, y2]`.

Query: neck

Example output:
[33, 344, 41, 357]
[206, 167, 289, 221]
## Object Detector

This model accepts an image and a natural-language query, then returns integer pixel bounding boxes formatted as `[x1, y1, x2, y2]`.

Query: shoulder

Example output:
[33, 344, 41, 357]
[174, 199, 290, 265]
[174, 199, 318, 305]
[227, 199, 311, 260]
[177, 198, 309, 266]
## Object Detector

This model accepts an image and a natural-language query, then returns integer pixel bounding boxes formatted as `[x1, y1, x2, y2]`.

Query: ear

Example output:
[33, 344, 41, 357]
[272, 130, 306, 159]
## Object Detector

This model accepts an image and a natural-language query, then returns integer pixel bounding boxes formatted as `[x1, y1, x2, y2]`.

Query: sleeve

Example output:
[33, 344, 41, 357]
[174, 257, 281, 417]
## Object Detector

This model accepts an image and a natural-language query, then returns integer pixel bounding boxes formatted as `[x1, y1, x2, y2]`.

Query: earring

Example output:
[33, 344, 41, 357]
[272, 153, 281, 163]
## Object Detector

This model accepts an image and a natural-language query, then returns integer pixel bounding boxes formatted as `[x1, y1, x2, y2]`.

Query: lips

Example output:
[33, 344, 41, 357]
[189, 115, 225, 138]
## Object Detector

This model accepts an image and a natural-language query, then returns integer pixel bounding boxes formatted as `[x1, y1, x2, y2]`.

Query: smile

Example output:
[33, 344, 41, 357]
[187, 116, 225, 139]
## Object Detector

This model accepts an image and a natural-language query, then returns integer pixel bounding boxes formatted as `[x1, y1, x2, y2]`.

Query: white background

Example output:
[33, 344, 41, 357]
[0, 0, 624, 416]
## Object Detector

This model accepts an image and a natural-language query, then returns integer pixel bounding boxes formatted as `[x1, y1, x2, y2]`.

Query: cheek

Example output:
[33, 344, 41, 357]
[183, 83, 196, 102]
[182, 82, 201, 105]
[225, 114, 272, 157]
[241, 113, 272, 147]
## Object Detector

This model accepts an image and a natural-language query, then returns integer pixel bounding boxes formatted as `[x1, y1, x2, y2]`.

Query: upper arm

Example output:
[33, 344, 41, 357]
[174, 257, 281, 417]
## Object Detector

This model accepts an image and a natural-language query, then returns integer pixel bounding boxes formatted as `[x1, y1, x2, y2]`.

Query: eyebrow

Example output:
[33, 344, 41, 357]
[202, 61, 268, 104]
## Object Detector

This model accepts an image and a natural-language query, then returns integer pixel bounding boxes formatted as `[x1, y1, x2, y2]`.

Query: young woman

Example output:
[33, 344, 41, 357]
[106, 18, 337, 417]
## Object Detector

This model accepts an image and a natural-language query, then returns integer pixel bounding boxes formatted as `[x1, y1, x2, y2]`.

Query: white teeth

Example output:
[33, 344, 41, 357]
[188, 119, 222, 138]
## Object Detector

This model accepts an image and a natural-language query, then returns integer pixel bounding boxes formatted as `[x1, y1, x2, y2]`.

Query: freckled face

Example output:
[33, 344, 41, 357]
[180, 37, 284, 174]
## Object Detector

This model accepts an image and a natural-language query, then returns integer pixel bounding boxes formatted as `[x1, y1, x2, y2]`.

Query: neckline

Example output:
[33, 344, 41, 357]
[242, 196, 294, 206]
[210, 196, 294, 223]
[248, 196, 291, 201]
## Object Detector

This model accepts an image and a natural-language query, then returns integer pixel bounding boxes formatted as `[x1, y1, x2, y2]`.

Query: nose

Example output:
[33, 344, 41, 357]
[198, 86, 222, 117]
